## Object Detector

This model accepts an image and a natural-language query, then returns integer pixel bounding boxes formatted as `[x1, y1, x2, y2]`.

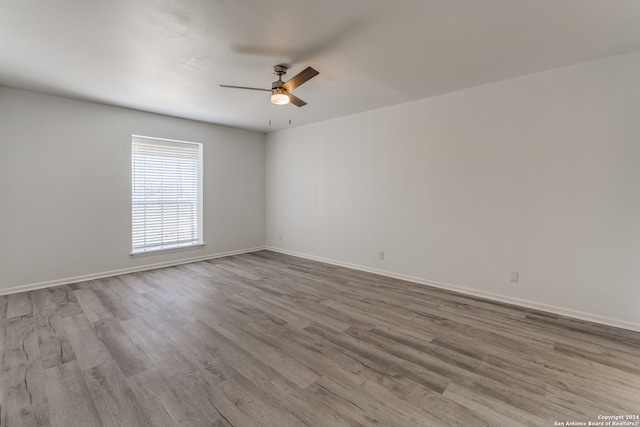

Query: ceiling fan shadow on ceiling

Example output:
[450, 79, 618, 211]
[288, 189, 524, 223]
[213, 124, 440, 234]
[220, 64, 319, 107]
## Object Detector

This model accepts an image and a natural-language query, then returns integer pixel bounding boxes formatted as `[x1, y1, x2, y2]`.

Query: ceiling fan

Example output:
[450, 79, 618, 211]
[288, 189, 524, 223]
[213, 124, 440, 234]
[220, 64, 319, 107]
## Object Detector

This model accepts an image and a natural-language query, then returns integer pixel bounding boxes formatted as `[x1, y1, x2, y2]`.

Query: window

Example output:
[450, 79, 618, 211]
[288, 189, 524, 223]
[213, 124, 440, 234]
[131, 135, 203, 254]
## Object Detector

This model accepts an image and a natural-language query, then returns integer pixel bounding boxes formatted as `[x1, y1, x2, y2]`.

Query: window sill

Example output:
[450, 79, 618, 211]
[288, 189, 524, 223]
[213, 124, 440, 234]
[130, 243, 206, 258]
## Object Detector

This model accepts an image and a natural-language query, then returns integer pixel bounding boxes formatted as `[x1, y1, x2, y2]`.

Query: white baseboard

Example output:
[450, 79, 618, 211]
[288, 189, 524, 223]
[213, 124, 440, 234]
[6, 244, 639, 333]
[0, 246, 266, 297]
[266, 246, 640, 333]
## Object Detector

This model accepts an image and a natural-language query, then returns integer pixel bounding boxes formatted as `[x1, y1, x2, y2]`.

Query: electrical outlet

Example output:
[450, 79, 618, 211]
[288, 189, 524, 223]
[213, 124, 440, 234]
[510, 271, 519, 283]
[379, 251, 385, 260]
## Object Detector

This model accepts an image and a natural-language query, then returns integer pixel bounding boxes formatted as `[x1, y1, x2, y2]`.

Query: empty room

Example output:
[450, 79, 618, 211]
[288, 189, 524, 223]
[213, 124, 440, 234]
[1, 1, 640, 426]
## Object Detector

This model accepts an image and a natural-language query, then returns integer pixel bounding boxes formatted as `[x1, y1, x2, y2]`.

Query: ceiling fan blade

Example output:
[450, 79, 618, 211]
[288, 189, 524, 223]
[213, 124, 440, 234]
[282, 67, 319, 92]
[219, 85, 271, 92]
[287, 93, 307, 107]
[231, 45, 292, 57]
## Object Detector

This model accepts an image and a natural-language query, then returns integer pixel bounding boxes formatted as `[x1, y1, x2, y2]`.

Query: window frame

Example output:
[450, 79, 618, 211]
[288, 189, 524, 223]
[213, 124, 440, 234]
[130, 135, 204, 256]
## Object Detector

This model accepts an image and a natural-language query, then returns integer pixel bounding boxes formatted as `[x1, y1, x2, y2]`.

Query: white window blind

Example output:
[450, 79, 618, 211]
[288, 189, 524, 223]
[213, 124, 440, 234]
[131, 136, 203, 254]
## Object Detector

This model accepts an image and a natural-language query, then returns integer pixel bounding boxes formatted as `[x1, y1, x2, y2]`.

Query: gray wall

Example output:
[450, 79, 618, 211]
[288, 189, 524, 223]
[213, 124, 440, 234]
[266, 50, 640, 330]
[0, 87, 265, 292]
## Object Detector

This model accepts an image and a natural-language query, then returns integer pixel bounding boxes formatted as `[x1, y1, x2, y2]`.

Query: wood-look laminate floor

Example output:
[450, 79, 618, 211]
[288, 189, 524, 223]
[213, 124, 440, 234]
[1, 251, 640, 426]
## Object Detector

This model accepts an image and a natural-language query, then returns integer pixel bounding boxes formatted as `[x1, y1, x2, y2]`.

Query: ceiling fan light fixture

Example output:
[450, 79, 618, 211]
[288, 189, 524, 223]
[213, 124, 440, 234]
[270, 88, 290, 105]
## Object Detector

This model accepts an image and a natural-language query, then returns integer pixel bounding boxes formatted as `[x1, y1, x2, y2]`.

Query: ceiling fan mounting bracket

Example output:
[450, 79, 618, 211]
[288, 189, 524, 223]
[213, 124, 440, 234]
[273, 64, 289, 77]
[272, 64, 289, 89]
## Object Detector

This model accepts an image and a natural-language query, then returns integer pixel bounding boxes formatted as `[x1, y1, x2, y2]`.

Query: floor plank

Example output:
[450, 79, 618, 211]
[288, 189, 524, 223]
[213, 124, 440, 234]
[82, 360, 152, 426]
[44, 361, 101, 427]
[93, 317, 153, 377]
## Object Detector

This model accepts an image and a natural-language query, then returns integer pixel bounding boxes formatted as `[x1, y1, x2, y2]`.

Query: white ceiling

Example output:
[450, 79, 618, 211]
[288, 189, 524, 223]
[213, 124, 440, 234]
[2, 0, 640, 133]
